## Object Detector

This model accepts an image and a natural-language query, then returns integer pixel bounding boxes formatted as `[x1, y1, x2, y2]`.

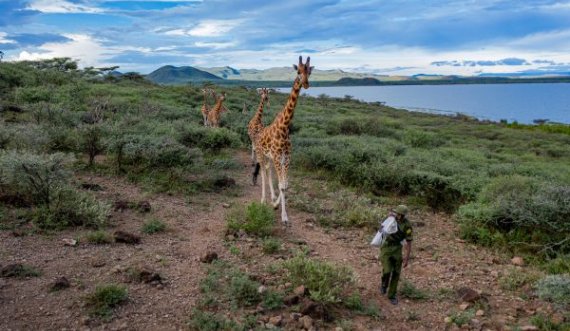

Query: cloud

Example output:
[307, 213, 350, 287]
[26, 0, 103, 14]
[161, 19, 244, 38]
[431, 58, 530, 67]
[0, 32, 16, 44]
[194, 41, 237, 49]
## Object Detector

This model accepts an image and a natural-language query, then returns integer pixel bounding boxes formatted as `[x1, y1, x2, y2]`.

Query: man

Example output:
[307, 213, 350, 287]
[379, 204, 413, 305]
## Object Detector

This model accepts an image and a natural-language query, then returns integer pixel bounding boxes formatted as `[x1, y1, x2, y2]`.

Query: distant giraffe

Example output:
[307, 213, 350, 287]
[253, 56, 313, 224]
[200, 88, 214, 127]
[206, 91, 227, 128]
[247, 88, 270, 179]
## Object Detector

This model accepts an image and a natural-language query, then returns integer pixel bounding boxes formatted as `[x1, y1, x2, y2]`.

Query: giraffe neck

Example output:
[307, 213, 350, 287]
[212, 98, 224, 114]
[252, 96, 267, 123]
[274, 77, 301, 130]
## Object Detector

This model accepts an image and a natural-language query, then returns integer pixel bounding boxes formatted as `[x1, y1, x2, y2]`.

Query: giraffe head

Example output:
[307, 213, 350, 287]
[258, 87, 271, 110]
[293, 56, 313, 89]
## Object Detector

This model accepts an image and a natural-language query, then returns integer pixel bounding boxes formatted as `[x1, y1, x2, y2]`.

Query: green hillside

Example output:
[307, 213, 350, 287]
[146, 65, 223, 84]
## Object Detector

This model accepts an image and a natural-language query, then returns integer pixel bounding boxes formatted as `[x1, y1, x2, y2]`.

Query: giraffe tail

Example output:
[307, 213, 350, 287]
[252, 162, 260, 186]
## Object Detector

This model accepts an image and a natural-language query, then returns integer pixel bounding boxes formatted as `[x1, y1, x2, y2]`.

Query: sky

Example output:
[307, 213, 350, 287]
[1, 0, 570, 76]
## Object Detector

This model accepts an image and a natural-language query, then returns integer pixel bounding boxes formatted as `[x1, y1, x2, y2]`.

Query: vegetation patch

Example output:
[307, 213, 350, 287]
[399, 281, 430, 300]
[1, 264, 41, 278]
[141, 218, 166, 234]
[86, 284, 128, 318]
[536, 275, 570, 307]
[85, 230, 112, 244]
[226, 202, 275, 237]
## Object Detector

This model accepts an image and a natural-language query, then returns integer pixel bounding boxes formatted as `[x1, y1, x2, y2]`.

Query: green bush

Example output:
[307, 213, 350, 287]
[262, 238, 281, 254]
[543, 255, 570, 275]
[530, 313, 570, 331]
[141, 218, 166, 234]
[0, 264, 41, 278]
[86, 284, 128, 317]
[498, 268, 541, 291]
[282, 253, 355, 305]
[399, 281, 429, 300]
[229, 273, 261, 306]
[226, 202, 274, 237]
[0, 150, 73, 205]
[262, 290, 284, 310]
[178, 124, 240, 151]
[188, 310, 240, 331]
[536, 275, 570, 306]
[116, 135, 202, 169]
[85, 230, 112, 244]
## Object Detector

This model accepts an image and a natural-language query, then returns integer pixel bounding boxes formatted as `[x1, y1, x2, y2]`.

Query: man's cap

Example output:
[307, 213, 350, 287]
[393, 205, 408, 216]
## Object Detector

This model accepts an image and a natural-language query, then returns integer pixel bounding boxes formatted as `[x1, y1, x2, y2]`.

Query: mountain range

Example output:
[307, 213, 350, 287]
[144, 65, 570, 85]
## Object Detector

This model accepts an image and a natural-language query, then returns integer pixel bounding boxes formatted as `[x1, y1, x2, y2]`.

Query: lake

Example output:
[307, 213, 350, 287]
[277, 83, 570, 124]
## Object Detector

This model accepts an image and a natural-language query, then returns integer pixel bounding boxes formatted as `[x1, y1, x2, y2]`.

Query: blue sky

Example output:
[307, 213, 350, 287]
[1, 0, 570, 76]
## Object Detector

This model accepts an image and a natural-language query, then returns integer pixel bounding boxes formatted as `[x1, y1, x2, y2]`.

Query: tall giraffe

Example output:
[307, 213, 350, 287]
[200, 88, 214, 127]
[248, 88, 270, 175]
[206, 91, 227, 128]
[253, 56, 313, 224]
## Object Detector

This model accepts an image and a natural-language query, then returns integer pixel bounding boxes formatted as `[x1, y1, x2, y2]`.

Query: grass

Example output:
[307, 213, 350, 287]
[85, 230, 112, 244]
[262, 237, 281, 254]
[0, 264, 41, 278]
[226, 202, 275, 237]
[86, 284, 128, 318]
[499, 267, 542, 291]
[141, 218, 166, 234]
[399, 281, 430, 300]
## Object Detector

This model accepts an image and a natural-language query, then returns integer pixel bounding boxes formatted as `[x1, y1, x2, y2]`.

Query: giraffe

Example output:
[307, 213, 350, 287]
[206, 91, 227, 128]
[248, 88, 270, 177]
[253, 56, 313, 225]
[200, 88, 214, 127]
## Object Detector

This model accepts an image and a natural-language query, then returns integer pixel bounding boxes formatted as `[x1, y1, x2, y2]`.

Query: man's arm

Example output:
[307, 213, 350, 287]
[403, 240, 412, 268]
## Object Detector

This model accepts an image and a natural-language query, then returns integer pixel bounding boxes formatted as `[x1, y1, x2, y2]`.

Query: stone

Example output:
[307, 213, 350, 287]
[137, 201, 152, 213]
[444, 317, 452, 323]
[456, 287, 480, 303]
[258, 285, 267, 294]
[200, 252, 218, 263]
[51, 277, 70, 291]
[299, 315, 313, 330]
[294, 285, 307, 296]
[139, 269, 162, 284]
[290, 313, 302, 321]
[268, 315, 283, 327]
[62, 239, 77, 247]
[520, 326, 538, 331]
[459, 303, 470, 311]
[511, 256, 525, 266]
[222, 203, 231, 208]
[114, 231, 141, 244]
[283, 295, 300, 306]
[476, 309, 485, 317]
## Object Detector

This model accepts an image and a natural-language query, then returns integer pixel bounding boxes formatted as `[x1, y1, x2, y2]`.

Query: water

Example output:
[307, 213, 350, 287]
[277, 83, 570, 124]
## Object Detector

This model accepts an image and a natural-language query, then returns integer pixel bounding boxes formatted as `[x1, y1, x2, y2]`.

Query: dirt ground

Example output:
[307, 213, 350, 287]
[0, 151, 556, 331]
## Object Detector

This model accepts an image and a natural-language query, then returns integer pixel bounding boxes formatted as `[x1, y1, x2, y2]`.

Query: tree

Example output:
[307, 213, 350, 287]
[0, 50, 4, 62]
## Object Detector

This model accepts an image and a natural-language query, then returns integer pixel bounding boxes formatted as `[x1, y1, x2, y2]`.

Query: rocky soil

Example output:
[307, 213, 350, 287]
[0, 151, 558, 331]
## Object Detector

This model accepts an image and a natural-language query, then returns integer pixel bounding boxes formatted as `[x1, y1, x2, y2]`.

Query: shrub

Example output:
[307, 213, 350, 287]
[262, 290, 284, 310]
[78, 125, 105, 166]
[117, 135, 202, 170]
[86, 284, 128, 317]
[142, 219, 166, 234]
[262, 238, 281, 254]
[536, 275, 570, 306]
[282, 253, 354, 305]
[226, 202, 274, 237]
[0, 151, 73, 205]
[399, 281, 429, 300]
[543, 255, 570, 275]
[188, 310, 239, 331]
[498, 268, 541, 291]
[85, 230, 112, 244]
[530, 314, 570, 331]
[178, 125, 240, 151]
[229, 273, 261, 306]
[404, 130, 445, 148]
[344, 292, 364, 311]
[0, 264, 41, 278]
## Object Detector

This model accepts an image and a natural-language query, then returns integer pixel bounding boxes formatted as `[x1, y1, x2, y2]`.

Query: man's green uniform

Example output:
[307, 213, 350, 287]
[380, 217, 413, 299]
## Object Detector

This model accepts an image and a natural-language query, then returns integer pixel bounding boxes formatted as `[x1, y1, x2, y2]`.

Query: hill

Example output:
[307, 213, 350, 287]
[146, 65, 223, 84]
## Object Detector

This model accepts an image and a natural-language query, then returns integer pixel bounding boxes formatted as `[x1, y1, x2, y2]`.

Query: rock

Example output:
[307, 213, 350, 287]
[80, 183, 103, 191]
[114, 231, 141, 244]
[492, 258, 502, 264]
[476, 309, 485, 317]
[294, 285, 307, 297]
[520, 326, 538, 331]
[268, 315, 283, 327]
[258, 285, 267, 294]
[113, 200, 131, 211]
[213, 176, 236, 190]
[91, 260, 106, 268]
[200, 252, 218, 263]
[459, 303, 470, 311]
[139, 269, 162, 284]
[511, 256, 525, 266]
[290, 313, 302, 321]
[137, 201, 151, 213]
[222, 203, 231, 208]
[335, 328, 343, 331]
[284, 295, 300, 306]
[490, 270, 499, 278]
[444, 317, 452, 324]
[111, 265, 126, 274]
[62, 239, 77, 247]
[299, 315, 313, 330]
[51, 277, 70, 291]
[300, 298, 331, 321]
[456, 287, 481, 303]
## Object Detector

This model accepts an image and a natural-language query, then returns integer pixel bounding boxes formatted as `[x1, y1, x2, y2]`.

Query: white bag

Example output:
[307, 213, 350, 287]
[370, 230, 382, 246]
[371, 216, 397, 247]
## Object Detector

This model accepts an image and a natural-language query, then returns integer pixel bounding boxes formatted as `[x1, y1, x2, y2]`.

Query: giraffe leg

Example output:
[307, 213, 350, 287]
[251, 144, 256, 165]
[259, 161, 266, 203]
[266, 162, 277, 205]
